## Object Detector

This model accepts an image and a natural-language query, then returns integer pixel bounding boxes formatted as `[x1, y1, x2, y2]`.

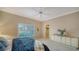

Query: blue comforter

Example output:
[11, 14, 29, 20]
[12, 37, 35, 51]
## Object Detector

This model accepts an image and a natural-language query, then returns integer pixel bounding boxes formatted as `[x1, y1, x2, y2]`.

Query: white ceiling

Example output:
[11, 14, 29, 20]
[0, 7, 79, 21]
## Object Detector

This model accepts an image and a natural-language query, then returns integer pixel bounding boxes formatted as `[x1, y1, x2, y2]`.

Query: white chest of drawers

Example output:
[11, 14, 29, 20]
[51, 35, 79, 48]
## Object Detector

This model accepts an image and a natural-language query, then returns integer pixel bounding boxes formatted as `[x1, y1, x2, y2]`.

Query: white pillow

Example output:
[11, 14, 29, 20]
[34, 40, 44, 51]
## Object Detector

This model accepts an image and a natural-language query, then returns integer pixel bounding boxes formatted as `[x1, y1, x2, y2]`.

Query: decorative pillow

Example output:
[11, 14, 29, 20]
[34, 40, 44, 51]
[0, 42, 5, 51]
[0, 37, 8, 51]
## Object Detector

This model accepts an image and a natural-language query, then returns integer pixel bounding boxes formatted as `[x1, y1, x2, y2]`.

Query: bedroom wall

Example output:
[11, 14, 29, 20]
[43, 11, 79, 38]
[0, 11, 43, 39]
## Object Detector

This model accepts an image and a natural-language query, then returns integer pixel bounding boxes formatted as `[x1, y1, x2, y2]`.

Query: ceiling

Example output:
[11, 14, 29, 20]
[0, 7, 79, 21]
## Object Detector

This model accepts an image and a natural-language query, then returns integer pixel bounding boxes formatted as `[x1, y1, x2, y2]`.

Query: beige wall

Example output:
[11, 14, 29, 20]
[43, 11, 79, 38]
[0, 11, 43, 39]
[1, 10, 79, 39]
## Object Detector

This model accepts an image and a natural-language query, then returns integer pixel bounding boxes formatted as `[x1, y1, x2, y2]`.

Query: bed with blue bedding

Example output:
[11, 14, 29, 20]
[12, 37, 49, 51]
[0, 37, 49, 51]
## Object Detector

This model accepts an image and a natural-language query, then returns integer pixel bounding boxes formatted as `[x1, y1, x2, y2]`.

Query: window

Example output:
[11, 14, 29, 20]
[18, 23, 35, 38]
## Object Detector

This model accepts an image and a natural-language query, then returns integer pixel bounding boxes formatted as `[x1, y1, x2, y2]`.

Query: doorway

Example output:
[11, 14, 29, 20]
[45, 24, 49, 39]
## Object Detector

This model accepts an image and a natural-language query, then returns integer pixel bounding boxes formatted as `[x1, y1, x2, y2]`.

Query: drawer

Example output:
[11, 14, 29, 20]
[61, 37, 66, 44]
[65, 37, 71, 45]
[54, 36, 61, 42]
[71, 38, 78, 47]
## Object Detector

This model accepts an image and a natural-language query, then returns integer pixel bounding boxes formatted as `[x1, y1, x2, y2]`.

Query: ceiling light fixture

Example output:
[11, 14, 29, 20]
[39, 11, 43, 14]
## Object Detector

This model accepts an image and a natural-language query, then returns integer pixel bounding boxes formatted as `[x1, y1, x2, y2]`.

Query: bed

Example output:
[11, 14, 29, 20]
[0, 37, 49, 51]
[12, 37, 49, 51]
[0, 36, 78, 51]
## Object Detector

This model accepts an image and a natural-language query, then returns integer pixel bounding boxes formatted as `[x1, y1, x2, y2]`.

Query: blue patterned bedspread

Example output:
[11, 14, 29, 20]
[12, 37, 35, 51]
